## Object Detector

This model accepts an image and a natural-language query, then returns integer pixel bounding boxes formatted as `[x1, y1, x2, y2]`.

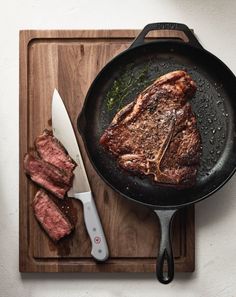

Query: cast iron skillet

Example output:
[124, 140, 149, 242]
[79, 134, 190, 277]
[77, 23, 236, 284]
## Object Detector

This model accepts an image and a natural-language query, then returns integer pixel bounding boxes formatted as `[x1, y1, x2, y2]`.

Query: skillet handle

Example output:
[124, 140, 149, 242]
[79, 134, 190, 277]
[130, 22, 203, 49]
[154, 209, 178, 284]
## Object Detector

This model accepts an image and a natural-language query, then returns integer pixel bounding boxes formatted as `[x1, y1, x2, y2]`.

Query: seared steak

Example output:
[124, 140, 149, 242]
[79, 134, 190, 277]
[24, 130, 76, 198]
[100, 70, 201, 187]
[24, 154, 73, 199]
[33, 189, 73, 241]
[35, 129, 76, 174]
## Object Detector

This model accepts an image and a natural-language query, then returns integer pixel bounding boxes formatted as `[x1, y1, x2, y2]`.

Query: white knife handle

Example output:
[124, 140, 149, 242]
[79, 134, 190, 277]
[74, 192, 109, 261]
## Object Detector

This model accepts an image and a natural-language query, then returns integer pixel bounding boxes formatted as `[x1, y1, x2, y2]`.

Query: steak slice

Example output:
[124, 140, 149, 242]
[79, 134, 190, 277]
[100, 70, 201, 187]
[35, 129, 76, 174]
[24, 154, 73, 199]
[32, 189, 73, 241]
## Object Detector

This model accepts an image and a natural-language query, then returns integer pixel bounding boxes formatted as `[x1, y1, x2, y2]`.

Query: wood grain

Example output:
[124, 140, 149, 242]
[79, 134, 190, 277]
[19, 29, 195, 272]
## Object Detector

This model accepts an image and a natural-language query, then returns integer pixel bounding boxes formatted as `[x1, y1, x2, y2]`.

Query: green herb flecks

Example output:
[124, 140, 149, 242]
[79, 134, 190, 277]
[106, 60, 155, 112]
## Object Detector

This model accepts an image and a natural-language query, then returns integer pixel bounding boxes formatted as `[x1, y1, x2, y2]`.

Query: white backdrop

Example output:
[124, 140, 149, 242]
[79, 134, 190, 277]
[0, 0, 236, 296]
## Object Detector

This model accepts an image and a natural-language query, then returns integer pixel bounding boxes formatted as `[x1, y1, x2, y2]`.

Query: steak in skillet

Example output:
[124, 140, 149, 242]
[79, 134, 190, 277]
[33, 189, 74, 241]
[100, 70, 201, 187]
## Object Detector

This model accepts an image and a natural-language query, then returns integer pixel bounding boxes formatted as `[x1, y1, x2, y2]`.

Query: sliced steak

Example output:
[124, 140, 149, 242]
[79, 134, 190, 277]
[35, 129, 76, 174]
[100, 70, 201, 187]
[24, 154, 73, 199]
[32, 189, 73, 241]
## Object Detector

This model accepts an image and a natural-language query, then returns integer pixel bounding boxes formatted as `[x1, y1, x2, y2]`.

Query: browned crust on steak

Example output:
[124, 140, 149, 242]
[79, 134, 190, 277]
[100, 70, 201, 187]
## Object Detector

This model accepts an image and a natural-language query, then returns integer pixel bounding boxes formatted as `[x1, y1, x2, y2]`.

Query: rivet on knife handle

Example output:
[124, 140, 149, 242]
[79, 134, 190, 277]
[74, 192, 109, 261]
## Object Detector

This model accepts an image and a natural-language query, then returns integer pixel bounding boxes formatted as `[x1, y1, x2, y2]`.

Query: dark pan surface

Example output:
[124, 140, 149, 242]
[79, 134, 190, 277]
[79, 41, 236, 208]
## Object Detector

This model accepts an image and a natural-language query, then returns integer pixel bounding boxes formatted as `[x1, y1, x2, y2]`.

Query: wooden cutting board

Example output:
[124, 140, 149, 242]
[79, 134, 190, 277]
[19, 29, 195, 272]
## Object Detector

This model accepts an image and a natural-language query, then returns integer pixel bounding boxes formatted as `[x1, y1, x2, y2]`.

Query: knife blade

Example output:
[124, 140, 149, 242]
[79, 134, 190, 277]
[52, 89, 109, 261]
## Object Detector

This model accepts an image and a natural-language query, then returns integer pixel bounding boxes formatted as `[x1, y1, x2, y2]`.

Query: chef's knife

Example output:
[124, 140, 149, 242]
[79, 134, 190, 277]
[52, 89, 109, 261]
